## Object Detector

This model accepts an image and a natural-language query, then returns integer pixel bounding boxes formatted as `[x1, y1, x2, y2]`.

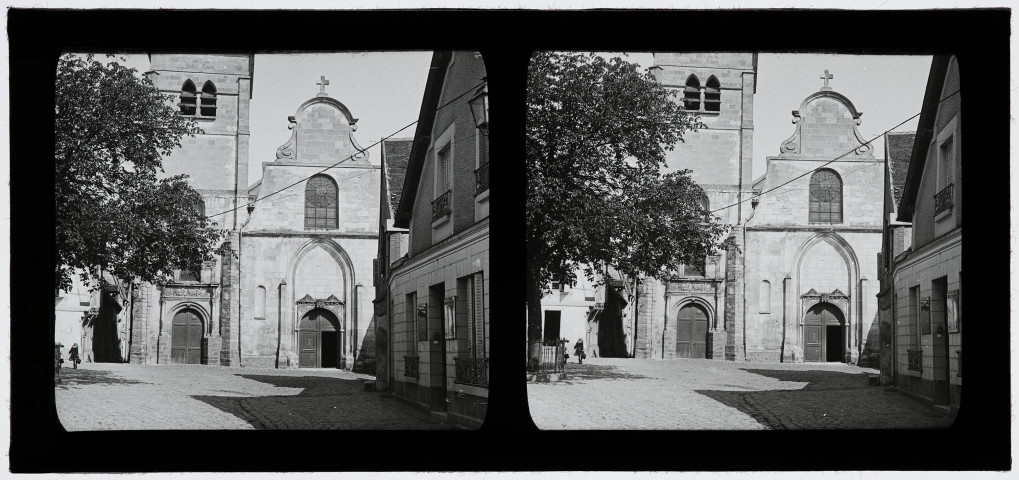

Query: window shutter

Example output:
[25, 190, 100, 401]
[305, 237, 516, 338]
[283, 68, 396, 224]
[942, 138, 954, 185]
[417, 302, 428, 342]
[445, 149, 453, 193]
[472, 272, 485, 359]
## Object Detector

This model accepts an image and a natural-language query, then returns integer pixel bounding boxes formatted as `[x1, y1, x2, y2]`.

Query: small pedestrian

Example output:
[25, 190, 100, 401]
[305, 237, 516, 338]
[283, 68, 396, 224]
[68, 343, 80, 369]
[574, 338, 585, 364]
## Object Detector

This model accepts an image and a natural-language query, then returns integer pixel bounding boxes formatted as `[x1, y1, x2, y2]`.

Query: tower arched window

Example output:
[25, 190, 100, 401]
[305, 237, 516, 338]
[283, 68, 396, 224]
[698, 193, 710, 212]
[194, 198, 206, 228]
[683, 75, 701, 111]
[305, 175, 338, 230]
[200, 81, 217, 118]
[180, 80, 197, 116]
[704, 76, 721, 112]
[809, 169, 843, 223]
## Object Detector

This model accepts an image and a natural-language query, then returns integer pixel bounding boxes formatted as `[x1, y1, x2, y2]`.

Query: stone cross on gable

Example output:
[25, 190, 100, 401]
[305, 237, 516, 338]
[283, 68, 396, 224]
[316, 75, 330, 96]
[820, 69, 834, 90]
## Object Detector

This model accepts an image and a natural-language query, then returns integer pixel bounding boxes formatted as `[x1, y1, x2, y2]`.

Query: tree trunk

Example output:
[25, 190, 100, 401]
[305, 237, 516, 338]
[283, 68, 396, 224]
[525, 269, 544, 371]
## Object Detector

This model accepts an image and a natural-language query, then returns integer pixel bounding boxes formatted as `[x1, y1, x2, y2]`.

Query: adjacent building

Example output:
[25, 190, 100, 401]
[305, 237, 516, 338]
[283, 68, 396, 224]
[377, 51, 490, 428]
[885, 55, 961, 413]
[876, 130, 916, 383]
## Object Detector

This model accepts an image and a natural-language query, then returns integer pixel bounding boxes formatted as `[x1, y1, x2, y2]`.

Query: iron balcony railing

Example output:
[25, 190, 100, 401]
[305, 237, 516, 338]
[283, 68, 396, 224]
[907, 349, 923, 372]
[454, 357, 489, 387]
[934, 183, 954, 216]
[432, 190, 452, 222]
[475, 162, 490, 196]
[404, 355, 419, 378]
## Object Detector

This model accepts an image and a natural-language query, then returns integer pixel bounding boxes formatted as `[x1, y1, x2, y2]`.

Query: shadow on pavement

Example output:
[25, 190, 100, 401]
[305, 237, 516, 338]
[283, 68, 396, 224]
[54, 368, 151, 390]
[192, 374, 450, 430]
[535, 364, 651, 385]
[695, 369, 953, 430]
[738, 368, 871, 391]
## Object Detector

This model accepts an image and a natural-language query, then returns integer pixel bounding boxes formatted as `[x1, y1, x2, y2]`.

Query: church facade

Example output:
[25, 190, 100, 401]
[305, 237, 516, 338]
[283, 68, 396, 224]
[619, 53, 884, 364]
[128, 54, 379, 370]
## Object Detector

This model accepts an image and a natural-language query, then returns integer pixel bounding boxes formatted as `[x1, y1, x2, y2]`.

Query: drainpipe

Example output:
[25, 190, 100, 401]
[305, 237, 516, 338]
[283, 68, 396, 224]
[353, 281, 362, 369]
[236, 204, 254, 367]
[275, 280, 286, 368]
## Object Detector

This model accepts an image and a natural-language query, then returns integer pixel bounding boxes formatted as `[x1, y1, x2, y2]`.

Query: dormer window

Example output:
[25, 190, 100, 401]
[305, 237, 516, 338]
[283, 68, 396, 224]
[200, 81, 217, 118]
[180, 80, 197, 116]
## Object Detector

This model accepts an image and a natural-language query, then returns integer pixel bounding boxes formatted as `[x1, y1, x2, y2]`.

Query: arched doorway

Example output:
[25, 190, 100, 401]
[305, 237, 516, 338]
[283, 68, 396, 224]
[299, 308, 341, 368]
[676, 304, 709, 359]
[170, 309, 204, 364]
[803, 302, 845, 362]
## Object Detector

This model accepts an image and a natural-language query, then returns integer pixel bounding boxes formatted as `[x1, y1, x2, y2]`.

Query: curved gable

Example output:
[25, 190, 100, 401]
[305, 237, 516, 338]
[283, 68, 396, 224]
[779, 90, 874, 159]
[275, 95, 369, 165]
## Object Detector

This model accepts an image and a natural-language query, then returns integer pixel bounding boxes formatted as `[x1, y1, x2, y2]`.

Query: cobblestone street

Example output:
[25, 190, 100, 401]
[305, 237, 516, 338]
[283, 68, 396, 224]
[55, 363, 450, 430]
[527, 357, 955, 430]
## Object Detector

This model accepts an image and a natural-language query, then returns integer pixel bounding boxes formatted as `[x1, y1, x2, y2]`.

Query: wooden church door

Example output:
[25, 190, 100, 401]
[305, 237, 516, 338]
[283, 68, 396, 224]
[676, 304, 708, 359]
[299, 309, 340, 368]
[171, 309, 203, 364]
[803, 302, 844, 362]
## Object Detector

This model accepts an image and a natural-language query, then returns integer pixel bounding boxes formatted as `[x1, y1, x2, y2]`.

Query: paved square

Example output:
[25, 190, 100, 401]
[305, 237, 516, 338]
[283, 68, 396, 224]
[55, 363, 451, 430]
[527, 357, 955, 430]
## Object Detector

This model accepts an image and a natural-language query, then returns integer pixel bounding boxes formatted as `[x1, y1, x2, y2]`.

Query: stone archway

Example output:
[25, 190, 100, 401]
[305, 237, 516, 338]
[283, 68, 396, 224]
[170, 308, 205, 364]
[296, 296, 345, 368]
[675, 303, 710, 359]
[801, 295, 848, 363]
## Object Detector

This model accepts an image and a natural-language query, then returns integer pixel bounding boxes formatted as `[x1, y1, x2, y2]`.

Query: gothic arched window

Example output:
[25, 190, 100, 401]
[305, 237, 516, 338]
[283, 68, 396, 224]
[704, 76, 721, 112]
[683, 75, 701, 111]
[200, 81, 217, 118]
[180, 80, 197, 116]
[809, 169, 843, 223]
[305, 175, 338, 230]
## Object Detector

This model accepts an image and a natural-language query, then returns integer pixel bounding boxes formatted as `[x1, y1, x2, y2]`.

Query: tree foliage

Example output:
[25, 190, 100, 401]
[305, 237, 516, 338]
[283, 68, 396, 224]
[525, 52, 736, 356]
[55, 54, 224, 291]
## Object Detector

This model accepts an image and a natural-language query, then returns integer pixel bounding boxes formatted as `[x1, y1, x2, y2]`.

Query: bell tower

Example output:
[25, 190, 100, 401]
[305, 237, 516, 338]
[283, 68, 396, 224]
[146, 53, 254, 230]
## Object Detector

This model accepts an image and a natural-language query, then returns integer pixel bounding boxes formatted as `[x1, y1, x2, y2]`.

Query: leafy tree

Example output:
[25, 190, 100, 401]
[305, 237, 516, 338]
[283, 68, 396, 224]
[55, 54, 224, 295]
[526, 52, 735, 365]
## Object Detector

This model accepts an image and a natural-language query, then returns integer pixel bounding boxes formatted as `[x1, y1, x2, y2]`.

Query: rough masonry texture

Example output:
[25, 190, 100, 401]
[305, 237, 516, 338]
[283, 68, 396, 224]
[613, 53, 885, 366]
[129, 54, 380, 374]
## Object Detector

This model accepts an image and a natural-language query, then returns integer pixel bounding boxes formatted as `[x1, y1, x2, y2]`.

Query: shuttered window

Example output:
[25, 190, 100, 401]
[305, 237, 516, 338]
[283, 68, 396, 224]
[468, 272, 485, 359]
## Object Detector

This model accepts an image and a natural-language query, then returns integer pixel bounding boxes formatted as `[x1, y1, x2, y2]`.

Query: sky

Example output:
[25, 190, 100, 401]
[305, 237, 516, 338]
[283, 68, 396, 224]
[111, 52, 435, 186]
[620, 52, 933, 180]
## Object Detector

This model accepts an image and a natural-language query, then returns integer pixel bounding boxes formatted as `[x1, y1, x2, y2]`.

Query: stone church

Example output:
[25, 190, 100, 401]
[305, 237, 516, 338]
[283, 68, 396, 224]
[626, 53, 883, 365]
[127, 54, 380, 370]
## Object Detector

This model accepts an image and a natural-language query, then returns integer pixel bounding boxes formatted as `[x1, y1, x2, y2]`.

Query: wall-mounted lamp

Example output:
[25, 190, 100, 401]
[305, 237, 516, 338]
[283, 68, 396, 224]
[468, 77, 489, 136]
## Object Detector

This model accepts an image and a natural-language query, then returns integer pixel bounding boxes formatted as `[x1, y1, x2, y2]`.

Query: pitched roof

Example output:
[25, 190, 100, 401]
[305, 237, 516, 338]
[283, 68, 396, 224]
[381, 138, 413, 219]
[884, 131, 916, 210]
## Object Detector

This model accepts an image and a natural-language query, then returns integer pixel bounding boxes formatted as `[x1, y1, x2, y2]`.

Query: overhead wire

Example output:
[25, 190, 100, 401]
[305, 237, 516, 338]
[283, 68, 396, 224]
[708, 88, 961, 215]
[203, 79, 486, 221]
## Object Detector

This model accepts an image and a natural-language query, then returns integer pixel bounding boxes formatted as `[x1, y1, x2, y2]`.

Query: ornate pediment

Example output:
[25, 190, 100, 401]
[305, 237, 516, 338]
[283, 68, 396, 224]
[296, 294, 345, 308]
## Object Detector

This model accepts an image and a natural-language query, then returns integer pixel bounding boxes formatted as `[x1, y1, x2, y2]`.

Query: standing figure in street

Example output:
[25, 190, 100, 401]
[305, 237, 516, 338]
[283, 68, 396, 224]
[574, 338, 585, 364]
[68, 343, 80, 369]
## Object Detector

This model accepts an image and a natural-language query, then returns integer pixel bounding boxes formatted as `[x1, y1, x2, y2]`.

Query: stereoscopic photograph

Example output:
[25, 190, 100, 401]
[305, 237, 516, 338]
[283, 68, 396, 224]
[525, 51, 961, 430]
[53, 50, 490, 431]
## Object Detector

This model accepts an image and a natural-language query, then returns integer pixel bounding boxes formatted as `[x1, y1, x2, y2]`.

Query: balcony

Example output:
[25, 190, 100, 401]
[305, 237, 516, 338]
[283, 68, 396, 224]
[934, 183, 954, 217]
[475, 162, 490, 196]
[907, 349, 922, 372]
[404, 356, 419, 378]
[454, 356, 489, 387]
[432, 190, 451, 223]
